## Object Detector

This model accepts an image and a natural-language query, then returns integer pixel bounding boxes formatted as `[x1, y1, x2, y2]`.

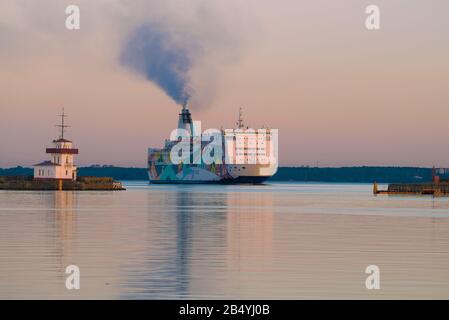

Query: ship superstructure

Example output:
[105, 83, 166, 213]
[148, 105, 278, 184]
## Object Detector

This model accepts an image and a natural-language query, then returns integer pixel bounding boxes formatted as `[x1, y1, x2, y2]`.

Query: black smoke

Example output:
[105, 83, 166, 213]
[120, 24, 196, 105]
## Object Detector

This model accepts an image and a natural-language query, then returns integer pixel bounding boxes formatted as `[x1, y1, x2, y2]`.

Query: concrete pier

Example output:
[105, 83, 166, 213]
[374, 182, 449, 196]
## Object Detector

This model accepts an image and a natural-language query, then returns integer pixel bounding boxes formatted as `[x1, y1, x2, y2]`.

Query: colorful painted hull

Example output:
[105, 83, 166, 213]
[148, 148, 277, 184]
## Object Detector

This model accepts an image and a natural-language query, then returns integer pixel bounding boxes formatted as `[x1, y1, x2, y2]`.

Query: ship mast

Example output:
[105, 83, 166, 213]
[237, 107, 244, 129]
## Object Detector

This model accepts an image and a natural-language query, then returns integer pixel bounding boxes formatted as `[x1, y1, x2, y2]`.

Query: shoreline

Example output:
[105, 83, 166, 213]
[0, 166, 440, 183]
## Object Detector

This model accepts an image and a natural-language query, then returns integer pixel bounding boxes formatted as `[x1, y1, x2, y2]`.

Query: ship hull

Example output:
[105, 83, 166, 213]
[148, 150, 278, 185]
[148, 175, 271, 185]
[149, 179, 222, 185]
[220, 175, 271, 184]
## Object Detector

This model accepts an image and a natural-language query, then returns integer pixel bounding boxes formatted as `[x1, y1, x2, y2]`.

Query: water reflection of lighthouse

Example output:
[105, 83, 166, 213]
[52, 191, 77, 282]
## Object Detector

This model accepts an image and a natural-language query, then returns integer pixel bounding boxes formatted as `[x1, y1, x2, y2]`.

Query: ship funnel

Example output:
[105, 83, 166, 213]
[177, 103, 193, 135]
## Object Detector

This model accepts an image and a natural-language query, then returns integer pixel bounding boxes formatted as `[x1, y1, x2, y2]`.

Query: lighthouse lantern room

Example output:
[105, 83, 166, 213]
[33, 109, 79, 181]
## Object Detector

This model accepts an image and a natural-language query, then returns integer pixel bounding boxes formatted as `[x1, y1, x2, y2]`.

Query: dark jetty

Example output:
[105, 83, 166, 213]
[0, 176, 125, 191]
[374, 181, 449, 196]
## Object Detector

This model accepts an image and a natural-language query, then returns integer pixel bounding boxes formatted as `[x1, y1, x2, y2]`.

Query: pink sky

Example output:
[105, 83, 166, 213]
[1, 0, 448, 167]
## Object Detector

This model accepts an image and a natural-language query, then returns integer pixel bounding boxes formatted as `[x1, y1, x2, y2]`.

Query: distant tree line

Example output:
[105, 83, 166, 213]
[272, 166, 432, 183]
[0, 165, 434, 183]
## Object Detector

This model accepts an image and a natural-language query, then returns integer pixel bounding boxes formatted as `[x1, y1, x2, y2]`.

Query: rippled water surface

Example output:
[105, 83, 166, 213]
[1, 182, 449, 299]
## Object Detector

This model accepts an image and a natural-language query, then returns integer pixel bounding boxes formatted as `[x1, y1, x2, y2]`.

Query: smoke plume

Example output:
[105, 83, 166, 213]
[119, 1, 251, 108]
[120, 24, 196, 106]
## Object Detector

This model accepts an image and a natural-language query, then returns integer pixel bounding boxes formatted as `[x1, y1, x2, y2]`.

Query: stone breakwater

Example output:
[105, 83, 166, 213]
[0, 176, 125, 191]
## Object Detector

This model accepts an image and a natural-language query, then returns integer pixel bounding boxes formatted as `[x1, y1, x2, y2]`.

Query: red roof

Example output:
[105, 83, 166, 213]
[53, 138, 72, 143]
[33, 161, 61, 167]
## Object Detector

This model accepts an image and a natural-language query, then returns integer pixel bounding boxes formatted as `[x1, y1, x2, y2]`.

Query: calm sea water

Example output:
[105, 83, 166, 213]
[1, 182, 449, 299]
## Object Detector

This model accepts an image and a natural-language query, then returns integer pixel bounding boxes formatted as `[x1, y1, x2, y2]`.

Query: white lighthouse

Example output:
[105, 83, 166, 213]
[33, 109, 79, 181]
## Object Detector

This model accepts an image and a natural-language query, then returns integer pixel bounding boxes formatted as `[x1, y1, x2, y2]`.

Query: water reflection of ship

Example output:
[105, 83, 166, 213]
[174, 190, 194, 296]
[226, 192, 274, 272]
[127, 188, 227, 298]
[170, 189, 228, 297]
[123, 186, 275, 298]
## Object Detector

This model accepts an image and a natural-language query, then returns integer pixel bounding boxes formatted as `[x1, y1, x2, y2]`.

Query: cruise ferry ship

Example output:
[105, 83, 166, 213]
[148, 105, 278, 184]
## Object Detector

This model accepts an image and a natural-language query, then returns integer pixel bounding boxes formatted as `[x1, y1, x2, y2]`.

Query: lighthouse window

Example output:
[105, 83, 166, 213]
[66, 170, 68, 176]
